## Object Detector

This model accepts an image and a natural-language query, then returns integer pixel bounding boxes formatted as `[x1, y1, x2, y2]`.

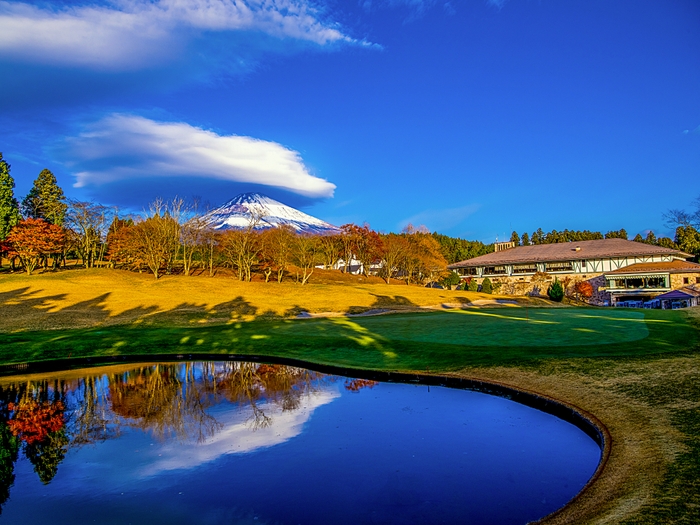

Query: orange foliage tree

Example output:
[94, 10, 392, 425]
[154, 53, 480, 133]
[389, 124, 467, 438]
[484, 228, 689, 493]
[7, 399, 65, 445]
[6, 218, 65, 274]
[574, 281, 594, 301]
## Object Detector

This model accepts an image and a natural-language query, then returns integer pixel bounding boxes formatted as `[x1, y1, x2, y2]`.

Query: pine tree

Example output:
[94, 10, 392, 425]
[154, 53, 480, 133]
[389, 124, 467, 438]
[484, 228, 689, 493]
[509, 231, 520, 246]
[0, 153, 22, 241]
[21, 169, 67, 226]
[547, 278, 564, 302]
[521, 232, 530, 246]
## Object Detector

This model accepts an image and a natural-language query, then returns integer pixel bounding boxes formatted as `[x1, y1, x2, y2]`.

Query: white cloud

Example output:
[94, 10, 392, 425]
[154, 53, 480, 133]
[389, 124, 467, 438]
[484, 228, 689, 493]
[140, 390, 338, 476]
[399, 204, 480, 232]
[683, 125, 700, 135]
[0, 0, 358, 70]
[65, 114, 336, 198]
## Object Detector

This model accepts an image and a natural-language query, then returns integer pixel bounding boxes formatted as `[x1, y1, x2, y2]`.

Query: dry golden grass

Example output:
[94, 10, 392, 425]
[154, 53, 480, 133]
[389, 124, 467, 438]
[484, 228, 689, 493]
[450, 355, 700, 525]
[0, 267, 550, 332]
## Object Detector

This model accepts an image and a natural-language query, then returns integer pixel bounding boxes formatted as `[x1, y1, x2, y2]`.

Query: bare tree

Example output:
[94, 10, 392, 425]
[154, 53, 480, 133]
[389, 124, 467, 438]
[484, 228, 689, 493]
[65, 200, 112, 268]
[665, 195, 700, 229]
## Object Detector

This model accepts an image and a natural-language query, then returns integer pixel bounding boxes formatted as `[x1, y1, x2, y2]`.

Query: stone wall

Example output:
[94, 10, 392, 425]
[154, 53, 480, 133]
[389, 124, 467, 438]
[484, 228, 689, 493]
[466, 273, 610, 305]
[670, 272, 700, 289]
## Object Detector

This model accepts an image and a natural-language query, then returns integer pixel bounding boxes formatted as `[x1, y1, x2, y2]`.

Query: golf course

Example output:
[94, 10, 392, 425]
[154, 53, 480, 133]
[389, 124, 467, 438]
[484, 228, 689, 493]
[1, 268, 699, 524]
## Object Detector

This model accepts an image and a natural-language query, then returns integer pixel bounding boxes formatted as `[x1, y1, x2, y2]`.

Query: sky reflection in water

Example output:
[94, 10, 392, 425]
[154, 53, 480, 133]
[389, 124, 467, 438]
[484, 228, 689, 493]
[0, 362, 600, 525]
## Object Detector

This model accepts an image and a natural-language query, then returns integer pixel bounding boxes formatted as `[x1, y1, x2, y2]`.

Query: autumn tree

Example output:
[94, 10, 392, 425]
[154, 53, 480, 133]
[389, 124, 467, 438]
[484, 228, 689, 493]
[379, 233, 410, 284]
[128, 200, 182, 279]
[21, 169, 67, 226]
[291, 234, 320, 285]
[0, 153, 21, 243]
[106, 217, 140, 270]
[6, 219, 65, 275]
[339, 223, 360, 273]
[318, 234, 342, 270]
[574, 281, 594, 301]
[402, 227, 448, 285]
[260, 225, 294, 283]
[353, 225, 383, 277]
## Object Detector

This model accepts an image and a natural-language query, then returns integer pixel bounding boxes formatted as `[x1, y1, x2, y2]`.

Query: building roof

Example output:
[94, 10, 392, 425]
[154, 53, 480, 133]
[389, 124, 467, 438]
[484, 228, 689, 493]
[606, 260, 700, 275]
[448, 239, 691, 269]
[653, 288, 700, 300]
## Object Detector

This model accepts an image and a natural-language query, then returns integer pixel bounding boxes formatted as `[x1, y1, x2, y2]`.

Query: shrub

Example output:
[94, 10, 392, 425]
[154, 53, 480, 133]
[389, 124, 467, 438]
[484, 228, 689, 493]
[481, 277, 493, 294]
[441, 271, 461, 289]
[467, 278, 478, 292]
[547, 278, 564, 302]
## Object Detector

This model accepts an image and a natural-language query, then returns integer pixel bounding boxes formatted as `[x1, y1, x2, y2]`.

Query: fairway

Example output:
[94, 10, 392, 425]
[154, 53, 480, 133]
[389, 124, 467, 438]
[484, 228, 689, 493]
[323, 308, 651, 347]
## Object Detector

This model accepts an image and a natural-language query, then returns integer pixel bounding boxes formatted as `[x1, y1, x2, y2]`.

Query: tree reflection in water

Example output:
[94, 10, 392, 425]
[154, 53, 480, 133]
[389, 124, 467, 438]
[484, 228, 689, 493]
[0, 361, 340, 514]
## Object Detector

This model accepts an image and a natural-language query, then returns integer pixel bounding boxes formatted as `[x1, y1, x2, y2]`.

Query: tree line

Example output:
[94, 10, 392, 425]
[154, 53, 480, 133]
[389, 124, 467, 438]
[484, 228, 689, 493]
[0, 154, 455, 285]
[507, 221, 700, 260]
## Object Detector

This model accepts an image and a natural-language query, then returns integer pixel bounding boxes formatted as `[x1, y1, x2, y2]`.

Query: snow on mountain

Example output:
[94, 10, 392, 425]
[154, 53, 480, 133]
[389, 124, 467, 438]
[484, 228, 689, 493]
[203, 193, 341, 235]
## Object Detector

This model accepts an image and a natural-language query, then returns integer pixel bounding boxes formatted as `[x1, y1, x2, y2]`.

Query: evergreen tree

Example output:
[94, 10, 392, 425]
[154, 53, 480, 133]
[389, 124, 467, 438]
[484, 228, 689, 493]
[605, 228, 628, 240]
[21, 169, 67, 226]
[633, 233, 644, 243]
[481, 277, 493, 294]
[467, 278, 478, 292]
[531, 228, 545, 244]
[547, 278, 564, 302]
[644, 231, 657, 245]
[0, 153, 21, 241]
[509, 231, 520, 246]
[521, 232, 530, 246]
[675, 226, 700, 260]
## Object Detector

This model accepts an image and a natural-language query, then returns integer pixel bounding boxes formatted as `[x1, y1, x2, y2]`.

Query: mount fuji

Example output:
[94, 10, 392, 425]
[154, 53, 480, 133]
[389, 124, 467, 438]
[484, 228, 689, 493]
[203, 193, 341, 235]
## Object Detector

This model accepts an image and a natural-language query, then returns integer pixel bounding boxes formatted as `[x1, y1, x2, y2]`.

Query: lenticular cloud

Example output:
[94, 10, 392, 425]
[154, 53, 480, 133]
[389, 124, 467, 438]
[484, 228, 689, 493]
[0, 0, 356, 70]
[65, 114, 336, 199]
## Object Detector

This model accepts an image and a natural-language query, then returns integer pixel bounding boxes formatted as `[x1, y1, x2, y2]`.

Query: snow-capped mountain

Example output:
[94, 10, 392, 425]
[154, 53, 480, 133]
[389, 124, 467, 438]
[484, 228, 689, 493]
[203, 193, 341, 235]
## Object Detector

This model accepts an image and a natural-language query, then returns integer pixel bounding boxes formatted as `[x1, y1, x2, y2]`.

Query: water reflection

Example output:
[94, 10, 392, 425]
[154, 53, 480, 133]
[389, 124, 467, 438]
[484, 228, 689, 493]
[0, 362, 341, 512]
[0, 361, 600, 525]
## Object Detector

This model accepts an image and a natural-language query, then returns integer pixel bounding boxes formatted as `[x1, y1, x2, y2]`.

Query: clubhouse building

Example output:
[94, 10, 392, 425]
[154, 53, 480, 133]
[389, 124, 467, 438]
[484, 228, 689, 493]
[447, 238, 700, 307]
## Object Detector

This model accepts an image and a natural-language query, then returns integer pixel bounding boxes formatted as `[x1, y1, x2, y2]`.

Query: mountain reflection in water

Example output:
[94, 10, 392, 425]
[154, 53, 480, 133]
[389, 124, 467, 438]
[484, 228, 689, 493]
[0, 362, 349, 510]
[0, 361, 599, 525]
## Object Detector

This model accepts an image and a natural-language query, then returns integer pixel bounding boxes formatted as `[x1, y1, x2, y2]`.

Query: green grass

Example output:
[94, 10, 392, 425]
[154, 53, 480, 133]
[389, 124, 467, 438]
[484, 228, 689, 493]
[1, 305, 699, 524]
[1, 307, 695, 371]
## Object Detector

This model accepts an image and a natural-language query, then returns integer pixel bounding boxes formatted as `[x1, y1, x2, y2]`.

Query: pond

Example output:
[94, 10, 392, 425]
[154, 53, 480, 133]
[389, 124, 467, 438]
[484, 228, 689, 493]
[0, 360, 601, 525]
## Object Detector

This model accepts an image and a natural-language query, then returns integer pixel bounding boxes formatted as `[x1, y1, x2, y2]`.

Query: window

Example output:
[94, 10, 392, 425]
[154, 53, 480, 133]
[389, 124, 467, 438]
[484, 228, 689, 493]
[546, 261, 573, 272]
[512, 264, 537, 274]
[683, 277, 689, 284]
[696, 277, 700, 284]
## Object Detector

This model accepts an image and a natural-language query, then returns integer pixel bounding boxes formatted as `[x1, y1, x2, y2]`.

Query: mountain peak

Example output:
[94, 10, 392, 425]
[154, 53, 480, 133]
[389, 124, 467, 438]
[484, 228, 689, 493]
[203, 193, 340, 235]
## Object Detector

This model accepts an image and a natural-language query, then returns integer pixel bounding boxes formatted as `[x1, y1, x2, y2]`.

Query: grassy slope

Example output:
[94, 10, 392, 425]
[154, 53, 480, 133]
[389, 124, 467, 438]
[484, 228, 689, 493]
[0, 269, 699, 524]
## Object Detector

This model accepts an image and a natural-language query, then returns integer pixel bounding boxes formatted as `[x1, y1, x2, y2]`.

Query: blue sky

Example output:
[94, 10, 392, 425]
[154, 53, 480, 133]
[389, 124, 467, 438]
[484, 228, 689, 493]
[1, 0, 698, 242]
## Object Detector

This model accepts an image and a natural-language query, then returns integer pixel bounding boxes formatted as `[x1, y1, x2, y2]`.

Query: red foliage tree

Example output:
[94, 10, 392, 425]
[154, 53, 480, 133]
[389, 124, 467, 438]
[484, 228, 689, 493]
[574, 281, 594, 301]
[7, 399, 65, 445]
[6, 218, 66, 274]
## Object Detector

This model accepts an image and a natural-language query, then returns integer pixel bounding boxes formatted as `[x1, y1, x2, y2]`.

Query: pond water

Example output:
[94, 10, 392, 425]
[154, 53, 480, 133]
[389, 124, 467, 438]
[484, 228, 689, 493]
[0, 361, 600, 525]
